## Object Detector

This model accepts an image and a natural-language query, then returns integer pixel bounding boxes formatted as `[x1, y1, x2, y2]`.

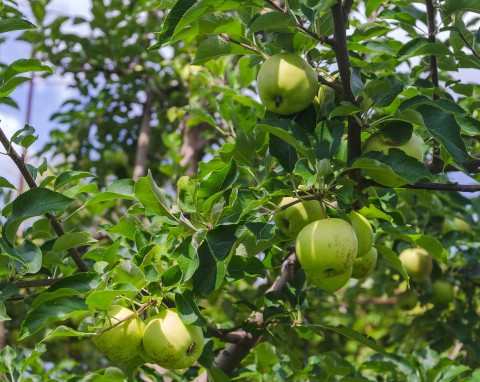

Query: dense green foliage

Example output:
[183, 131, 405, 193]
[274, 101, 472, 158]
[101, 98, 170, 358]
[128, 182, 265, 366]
[1, 0, 480, 381]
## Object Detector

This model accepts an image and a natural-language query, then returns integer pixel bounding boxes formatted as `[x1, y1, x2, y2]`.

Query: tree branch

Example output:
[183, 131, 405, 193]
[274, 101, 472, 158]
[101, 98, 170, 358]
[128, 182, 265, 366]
[133, 87, 155, 180]
[194, 253, 299, 381]
[0, 128, 89, 272]
[425, 0, 439, 99]
[331, 1, 362, 181]
[456, 28, 480, 60]
[219, 34, 264, 57]
[360, 179, 480, 192]
[13, 278, 60, 288]
[263, 0, 333, 45]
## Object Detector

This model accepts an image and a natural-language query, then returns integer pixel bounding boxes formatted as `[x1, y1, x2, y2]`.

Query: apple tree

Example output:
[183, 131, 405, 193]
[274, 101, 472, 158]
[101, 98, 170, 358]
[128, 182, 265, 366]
[1, 0, 480, 381]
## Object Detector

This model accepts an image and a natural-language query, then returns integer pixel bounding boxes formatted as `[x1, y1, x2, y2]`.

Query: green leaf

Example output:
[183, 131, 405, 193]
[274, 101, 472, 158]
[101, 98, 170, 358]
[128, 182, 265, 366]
[3, 59, 55, 81]
[85, 178, 135, 206]
[329, 103, 361, 118]
[247, 12, 296, 34]
[269, 134, 297, 173]
[112, 260, 146, 290]
[375, 245, 409, 282]
[197, 160, 237, 200]
[150, 0, 197, 48]
[352, 149, 432, 185]
[53, 232, 97, 253]
[417, 105, 470, 164]
[175, 290, 207, 329]
[366, 76, 404, 108]
[11, 125, 37, 149]
[2, 188, 72, 244]
[0, 301, 10, 321]
[397, 38, 453, 60]
[40, 325, 94, 343]
[257, 119, 315, 163]
[444, 0, 480, 16]
[54, 171, 96, 190]
[85, 284, 139, 311]
[314, 120, 344, 161]
[191, 225, 239, 296]
[228, 255, 265, 280]
[0, 18, 36, 34]
[305, 323, 392, 358]
[0, 76, 30, 98]
[192, 35, 257, 65]
[0, 176, 16, 189]
[19, 297, 88, 340]
[135, 172, 175, 218]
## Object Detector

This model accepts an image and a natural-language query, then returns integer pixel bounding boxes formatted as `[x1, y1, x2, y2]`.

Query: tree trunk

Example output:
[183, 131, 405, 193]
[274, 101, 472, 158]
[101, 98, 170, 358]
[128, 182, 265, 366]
[133, 88, 155, 180]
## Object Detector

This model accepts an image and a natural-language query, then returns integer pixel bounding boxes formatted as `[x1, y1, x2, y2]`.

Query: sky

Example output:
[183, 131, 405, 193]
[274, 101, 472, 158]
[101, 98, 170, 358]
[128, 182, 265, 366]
[0, 1, 479, 197]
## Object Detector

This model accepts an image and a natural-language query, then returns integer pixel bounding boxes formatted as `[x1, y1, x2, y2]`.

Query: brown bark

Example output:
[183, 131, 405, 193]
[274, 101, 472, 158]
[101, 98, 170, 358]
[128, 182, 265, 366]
[0, 322, 6, 350]
[133, 88, 155, 180]
[194, 253, 299, 381]
[179, 121, 210, 176]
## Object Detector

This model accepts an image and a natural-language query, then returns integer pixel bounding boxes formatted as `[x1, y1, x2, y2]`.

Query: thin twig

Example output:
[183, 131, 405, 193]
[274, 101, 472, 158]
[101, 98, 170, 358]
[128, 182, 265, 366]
[263, 0, 333, 45]
[96, 300, 155, 335]
[456, 28, 480, 60]
[318, 75, 344, 94]
[0, 128, 89, 272]
[219, 34, 265, 57]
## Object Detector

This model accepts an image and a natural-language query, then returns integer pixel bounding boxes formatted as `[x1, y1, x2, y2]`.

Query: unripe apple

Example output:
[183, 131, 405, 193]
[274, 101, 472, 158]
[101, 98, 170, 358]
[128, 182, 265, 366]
[442, 217, 470, 234]
[296, 218, 358, 289]
[143, 309, 205, 370]
[362, 131, 424, 187]
[92, 305, 145, 362]
[397, 290, 419, 310]
[351, 247, 377, 279]
[430, 280, 454, 307]
[348, 211, 374, 257]
[273, 197, 324, 238]
[399, 247, 433, 282]
[305, 266, 353, 292]
[257, 53, 318, 115]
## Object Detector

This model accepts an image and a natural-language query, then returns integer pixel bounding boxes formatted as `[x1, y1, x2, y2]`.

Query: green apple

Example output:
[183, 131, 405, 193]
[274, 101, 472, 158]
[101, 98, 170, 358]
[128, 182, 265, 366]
[399, 247, 433, 282]
[351, 247, 377, 279]
[306, 266, 353, 292]
[257, 53, 318, 115]
[430, 280, 454, 307]
[273, 197, 324, 238]
[348, 211, 374, 257]
[296, 218, 358, 280]
[143, 309, 205, 370]
[361, 131, 424, 187]
[397, 290, 419, 310]
[92, 305, 145, 362]
[442, 217, 470, 234]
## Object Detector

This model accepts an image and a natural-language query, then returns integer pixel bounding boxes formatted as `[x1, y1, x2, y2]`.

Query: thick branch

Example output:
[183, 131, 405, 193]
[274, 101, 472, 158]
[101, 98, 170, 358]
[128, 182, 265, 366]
[427, 155, 480, 174]
[425, 0, 439, 99]
[361, 179, 480, 192]
[194, 253, 299, 381]
[133, 88, 155, 180]
[0, 129, 89, 272]
[331, 1, 362, 180]
[13, 278, 60, 288]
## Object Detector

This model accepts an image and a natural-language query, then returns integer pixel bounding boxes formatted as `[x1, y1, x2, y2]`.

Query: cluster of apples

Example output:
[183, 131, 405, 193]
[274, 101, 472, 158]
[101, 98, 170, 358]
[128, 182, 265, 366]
[256, 53, 425, 188]
[92, 305, 204, 369]
[397, 248, 455, 309]
[273, 197, 376, 292]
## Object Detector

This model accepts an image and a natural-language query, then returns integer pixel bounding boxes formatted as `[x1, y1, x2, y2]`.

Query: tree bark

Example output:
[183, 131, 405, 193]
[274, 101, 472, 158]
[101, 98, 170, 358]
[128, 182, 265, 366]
[133, 88, 155, 180]
[179, 121, 210, 177]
